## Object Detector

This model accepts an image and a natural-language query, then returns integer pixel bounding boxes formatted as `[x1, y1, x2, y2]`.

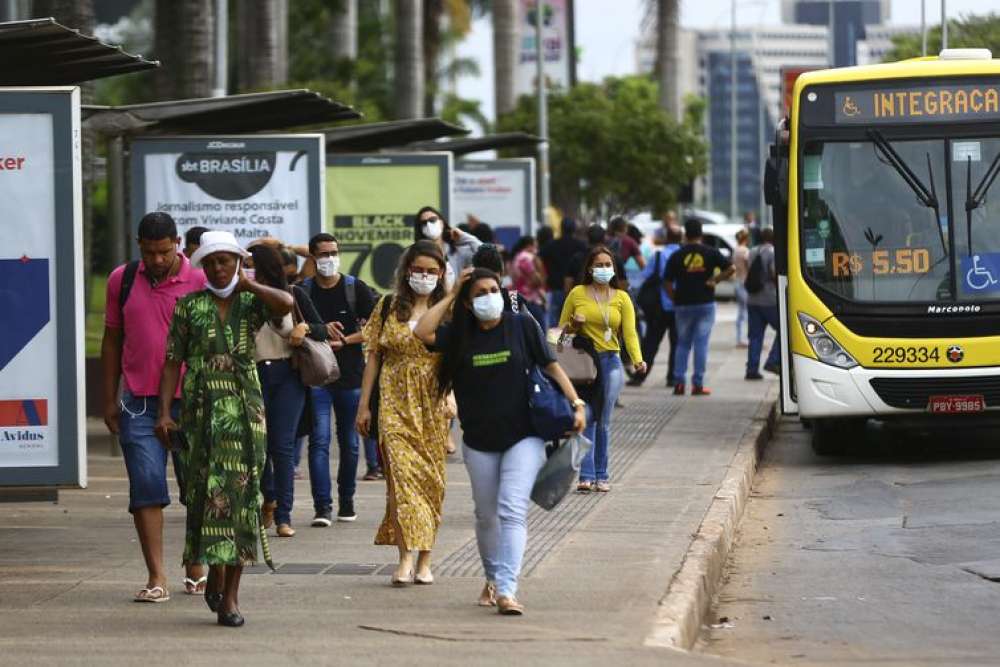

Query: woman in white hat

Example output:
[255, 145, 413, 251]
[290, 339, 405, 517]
[155, 230, 293, 628]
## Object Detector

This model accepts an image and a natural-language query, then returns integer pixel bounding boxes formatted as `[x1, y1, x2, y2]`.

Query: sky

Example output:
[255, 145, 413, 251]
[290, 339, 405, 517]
[456, 0, 996, 126]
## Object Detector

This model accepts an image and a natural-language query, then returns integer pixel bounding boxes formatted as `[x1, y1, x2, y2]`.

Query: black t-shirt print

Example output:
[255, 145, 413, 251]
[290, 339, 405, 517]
[308, 276, 376, 390]
[664, 243, 732, 306]
[436, 313, 555, 453]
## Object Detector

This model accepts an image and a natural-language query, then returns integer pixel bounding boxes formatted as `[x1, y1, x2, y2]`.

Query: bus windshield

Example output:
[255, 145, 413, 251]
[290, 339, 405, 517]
[800, 137, 1000, 304]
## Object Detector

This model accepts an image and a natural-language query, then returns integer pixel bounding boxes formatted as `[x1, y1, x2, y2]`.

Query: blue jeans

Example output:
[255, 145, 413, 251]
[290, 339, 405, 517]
[581, 352, 625, 483]
[547, 288, 566, 329]
[734, 284, 749, 345]
[310, 386, 362, 510]
[364, 437, 381, 472]
[258, 360, 306, 526]
[747, 304, 781, 374]
[673, 303, 716, 387]
[463, 437, 547, 598]
[118, 391, 183, 513]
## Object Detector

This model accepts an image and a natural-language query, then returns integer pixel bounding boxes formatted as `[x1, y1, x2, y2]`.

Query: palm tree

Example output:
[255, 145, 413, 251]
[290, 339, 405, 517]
[492, 0, 517, 117]
[394, 0, 424, 118]
[330, 0, 357, 61]
[237, 0, 289, 91]
[655, 0, 680, 118]
[154, 0, 215, 100]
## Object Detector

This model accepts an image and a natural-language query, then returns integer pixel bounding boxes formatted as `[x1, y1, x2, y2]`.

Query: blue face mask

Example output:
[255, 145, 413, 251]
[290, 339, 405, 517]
[472, 291, 504, 321]
[592, 266, 615, 284]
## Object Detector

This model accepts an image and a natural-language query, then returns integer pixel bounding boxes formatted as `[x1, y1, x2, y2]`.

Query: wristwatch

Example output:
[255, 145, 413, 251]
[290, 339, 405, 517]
[571, 399, 586, 409]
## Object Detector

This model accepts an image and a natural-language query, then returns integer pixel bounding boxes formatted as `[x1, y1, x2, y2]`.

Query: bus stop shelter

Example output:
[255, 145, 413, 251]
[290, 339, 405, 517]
[322, 118, 468, 153]
[406, 131, 542, 156]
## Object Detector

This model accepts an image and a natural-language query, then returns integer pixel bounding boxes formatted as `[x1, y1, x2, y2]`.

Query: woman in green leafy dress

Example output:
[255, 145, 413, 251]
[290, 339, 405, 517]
[156, 231, 293, 628]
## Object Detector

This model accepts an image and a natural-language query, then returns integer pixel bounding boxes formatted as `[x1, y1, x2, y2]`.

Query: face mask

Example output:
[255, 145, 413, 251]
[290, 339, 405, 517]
[592, 267, 615, 284]
[472, 292, 504, 322]
[423, 220, 443, 240]
[409, 273, 439, 295]
[316, 256, 339, 277]
[207, 260, 241, 299]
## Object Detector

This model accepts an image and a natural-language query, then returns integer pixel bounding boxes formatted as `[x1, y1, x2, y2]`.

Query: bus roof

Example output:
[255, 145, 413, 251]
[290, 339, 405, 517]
[793, 55, 1000, 99]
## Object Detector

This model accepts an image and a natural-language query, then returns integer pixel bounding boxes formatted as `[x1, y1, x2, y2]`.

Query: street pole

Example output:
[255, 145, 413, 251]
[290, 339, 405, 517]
[729, 0, 738, 222]
[921, 0, 927, 56]
[212, 0, 228, 97]
[536, 1, 550, 227]
[941, 0, 948, 50]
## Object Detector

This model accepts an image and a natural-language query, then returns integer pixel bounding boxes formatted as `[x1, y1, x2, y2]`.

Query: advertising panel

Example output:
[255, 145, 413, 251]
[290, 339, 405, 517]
[0, 88, 84, 487]
[453, 159, 536, 250]
[326, 153, 452, 292]
[515, 0, 572, 96]
[130, 135, 324, 248]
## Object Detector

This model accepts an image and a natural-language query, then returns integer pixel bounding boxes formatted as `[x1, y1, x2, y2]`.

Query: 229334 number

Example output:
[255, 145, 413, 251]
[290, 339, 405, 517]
[872, 346, 940, 363]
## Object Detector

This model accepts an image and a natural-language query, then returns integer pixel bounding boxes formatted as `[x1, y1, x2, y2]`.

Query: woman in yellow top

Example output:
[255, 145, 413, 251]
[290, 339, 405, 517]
[560, 245, 646, 493]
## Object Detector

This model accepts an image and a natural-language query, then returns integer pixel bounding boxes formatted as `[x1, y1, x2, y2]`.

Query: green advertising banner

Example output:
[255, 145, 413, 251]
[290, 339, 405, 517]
[326, 153, 452, 292]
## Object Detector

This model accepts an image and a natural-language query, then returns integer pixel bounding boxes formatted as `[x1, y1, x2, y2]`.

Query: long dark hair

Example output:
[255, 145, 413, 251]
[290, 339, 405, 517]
[580, 244, 622, 289]
[249, 245, 288, 291]
[437, 268, 502, 396]
[413, 205, 454, 250]
[393, 240, 448, 322]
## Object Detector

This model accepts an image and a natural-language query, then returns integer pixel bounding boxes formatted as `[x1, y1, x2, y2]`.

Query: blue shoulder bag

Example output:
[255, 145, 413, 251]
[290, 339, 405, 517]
[506, 313, 576, 441]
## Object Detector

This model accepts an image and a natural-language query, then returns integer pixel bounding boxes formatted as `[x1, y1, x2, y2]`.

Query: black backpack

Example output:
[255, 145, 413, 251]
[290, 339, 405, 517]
[745, 250, 766, 294]
[637, 250, 665, 316]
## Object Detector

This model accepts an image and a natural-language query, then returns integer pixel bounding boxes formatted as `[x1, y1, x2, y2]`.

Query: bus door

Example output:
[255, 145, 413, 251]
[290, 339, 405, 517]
[765, 135, 798, 414]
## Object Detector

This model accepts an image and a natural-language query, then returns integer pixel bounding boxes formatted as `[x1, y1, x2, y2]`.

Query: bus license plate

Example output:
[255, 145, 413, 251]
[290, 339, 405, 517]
[927, 395, 986, 413]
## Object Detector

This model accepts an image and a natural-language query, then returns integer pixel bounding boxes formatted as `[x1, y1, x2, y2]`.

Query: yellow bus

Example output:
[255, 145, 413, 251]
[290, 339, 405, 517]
[765, 49, 1000, 454]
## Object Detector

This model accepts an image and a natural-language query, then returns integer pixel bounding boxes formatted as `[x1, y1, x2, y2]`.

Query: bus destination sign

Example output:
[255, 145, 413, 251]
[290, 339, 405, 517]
[834, 84, 1000, 125]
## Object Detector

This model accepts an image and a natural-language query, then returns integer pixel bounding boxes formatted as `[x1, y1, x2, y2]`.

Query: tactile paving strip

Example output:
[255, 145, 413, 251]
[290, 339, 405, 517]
[435, 399, 682, 578]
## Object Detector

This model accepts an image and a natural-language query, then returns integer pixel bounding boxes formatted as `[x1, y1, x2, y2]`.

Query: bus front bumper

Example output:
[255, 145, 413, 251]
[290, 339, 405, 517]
[794, 355, 1000, 418]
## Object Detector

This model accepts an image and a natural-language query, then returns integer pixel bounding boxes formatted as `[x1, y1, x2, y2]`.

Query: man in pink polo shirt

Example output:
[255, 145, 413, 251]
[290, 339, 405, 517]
[101, 212, 206, 603]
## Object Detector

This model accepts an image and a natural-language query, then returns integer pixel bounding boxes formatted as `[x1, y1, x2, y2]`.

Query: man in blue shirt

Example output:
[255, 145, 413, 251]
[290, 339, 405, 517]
[628, 224, 682, 387]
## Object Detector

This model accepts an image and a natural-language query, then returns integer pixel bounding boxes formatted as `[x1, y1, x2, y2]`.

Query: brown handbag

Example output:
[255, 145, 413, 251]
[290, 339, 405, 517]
[289, 295, 341, 387]
[546, 327, 598, 384]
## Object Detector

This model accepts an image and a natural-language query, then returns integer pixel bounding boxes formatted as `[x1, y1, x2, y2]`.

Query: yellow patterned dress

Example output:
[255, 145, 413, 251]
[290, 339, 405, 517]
[363, 296, 449, 551]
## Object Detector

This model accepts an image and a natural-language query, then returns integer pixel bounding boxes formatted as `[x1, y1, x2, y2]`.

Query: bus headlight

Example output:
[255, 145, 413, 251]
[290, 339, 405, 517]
[798, 313, 858, 369]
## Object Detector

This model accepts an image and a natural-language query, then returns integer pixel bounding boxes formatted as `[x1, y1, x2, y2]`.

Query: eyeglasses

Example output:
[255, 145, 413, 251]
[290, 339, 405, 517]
[409, 267, 441, 278]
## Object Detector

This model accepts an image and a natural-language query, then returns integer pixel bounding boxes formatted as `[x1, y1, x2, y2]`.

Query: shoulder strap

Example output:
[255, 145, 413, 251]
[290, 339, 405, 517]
[344, 274, 357, 316]
[119, 260, 141, 316]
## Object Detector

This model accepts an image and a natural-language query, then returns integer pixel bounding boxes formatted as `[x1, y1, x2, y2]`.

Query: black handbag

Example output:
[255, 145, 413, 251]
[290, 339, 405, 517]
[637, 249, 664, 316]
[369, 295, 394, 435]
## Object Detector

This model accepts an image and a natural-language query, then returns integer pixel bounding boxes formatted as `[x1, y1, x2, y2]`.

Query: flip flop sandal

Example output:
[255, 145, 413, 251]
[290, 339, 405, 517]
[134, 586, 170, 603]
[183, 576, 208, 595]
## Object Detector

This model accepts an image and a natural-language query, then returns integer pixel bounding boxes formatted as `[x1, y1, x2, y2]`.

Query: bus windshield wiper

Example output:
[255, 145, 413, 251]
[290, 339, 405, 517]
[867, 129, 947, 255]
[965, 152, 1000, 256]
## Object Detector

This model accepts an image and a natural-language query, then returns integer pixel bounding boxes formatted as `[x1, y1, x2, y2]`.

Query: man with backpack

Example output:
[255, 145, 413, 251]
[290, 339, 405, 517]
[101, 212, 207, 602]
[745, 227, 781, 380]
[303, 233, 377, 525]
[628, 224, 682, 387]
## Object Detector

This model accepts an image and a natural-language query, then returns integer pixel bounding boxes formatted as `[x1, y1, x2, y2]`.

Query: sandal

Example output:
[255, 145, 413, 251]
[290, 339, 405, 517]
[134, 586, 170, 603]
[595, 481, 611, 493]
[577, 481, 594, 493]
[478, 581, 497, 607]
[183, 576, 207, 595]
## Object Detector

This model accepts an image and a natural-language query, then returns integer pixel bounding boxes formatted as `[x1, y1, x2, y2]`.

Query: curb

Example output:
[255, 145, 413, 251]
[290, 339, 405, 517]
[644, 384, 780, 651]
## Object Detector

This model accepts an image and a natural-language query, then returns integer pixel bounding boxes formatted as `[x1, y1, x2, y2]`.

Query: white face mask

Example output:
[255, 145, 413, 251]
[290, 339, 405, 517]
[316, 256, 340, 277]
[207, 260, 241, 299]
[472, 291, 504, 322]
[409, 273, 439, 295]
[592, 266, 615, 284]
[423, 219, 443, 240]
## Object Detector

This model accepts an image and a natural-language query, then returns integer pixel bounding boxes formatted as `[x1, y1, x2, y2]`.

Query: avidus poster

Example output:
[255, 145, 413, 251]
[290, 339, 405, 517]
[326, 153, 452, 292]
[0, 88, 85, 487]
[130, 135, 324, 248]
[515, 0, 573, 96]
[453, 159, 536, 251]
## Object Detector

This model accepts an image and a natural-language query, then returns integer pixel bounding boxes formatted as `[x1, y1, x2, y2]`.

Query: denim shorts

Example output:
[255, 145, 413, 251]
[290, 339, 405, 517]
[119, 391, 183, 513]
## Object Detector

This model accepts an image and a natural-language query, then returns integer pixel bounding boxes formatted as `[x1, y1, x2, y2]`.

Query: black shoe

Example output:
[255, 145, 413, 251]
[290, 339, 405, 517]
[337, 501, 357, 523]
[217, 610, 245, 627]
[204, 591, 223, 613]
[764, 363, 781, 375]
[311, 508, 333, 527]
[745, 372, 764, 380]
[625, 377, 644, 387]
[666, 379, 676, 387]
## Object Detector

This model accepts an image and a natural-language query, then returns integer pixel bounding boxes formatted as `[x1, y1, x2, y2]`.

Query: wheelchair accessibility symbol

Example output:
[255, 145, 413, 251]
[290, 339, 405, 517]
[961, 254, 1000, 294]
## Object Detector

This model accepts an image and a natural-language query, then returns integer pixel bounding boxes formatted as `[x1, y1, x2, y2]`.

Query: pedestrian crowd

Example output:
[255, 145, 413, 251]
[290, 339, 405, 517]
[100, 205, 775, 627]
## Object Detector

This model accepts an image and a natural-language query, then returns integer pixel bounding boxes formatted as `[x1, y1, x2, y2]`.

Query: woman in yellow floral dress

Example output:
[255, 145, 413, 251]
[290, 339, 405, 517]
[357, 240, 451, 586]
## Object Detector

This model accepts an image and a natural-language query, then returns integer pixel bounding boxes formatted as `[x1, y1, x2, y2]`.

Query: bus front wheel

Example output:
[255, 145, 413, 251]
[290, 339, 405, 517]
[810, 418, 867, 456]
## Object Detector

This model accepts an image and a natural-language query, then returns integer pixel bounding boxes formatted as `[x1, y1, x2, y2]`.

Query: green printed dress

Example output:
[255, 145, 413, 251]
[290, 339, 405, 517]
[166, 290, 273, 568]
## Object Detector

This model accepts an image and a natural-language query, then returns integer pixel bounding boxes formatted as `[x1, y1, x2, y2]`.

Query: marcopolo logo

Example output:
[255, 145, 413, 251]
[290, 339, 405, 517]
[176, 151, 277, 200]
[927, 304, 982, 314]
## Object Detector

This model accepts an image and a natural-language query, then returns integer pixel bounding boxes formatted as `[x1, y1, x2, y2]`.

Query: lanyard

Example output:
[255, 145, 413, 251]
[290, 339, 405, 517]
[590, 286, 613, 342]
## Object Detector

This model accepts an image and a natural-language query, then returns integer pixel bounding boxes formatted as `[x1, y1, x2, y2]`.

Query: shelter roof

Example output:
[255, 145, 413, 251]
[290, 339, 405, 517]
[321, 118, 469, 152]
[406, 132, 542, 156]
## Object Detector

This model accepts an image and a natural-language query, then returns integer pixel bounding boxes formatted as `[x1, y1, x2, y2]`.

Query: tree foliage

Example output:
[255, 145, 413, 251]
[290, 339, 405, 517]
[498, 76, 707, 217]
[886, 13, 1000, 62]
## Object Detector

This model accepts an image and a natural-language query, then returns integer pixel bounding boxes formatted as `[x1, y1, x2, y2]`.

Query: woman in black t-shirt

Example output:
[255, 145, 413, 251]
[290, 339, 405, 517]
[415, 268, 585, 616]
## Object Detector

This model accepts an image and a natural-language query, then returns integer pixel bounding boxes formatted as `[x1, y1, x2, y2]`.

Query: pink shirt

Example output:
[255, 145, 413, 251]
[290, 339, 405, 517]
[512, 250, 545, 304]
[105, 254, 206, 396]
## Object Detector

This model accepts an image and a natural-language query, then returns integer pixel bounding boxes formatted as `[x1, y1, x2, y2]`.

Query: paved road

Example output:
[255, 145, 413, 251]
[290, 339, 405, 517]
[0, 304, 775, 666]
[702, 417, 1000, 666]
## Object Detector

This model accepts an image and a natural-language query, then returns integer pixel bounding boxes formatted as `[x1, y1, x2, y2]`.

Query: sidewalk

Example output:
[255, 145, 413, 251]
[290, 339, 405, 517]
[0, 303, 777, 666]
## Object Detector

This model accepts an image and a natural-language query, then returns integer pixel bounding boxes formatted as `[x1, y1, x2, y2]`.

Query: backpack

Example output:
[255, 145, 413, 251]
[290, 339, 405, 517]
[637, 250, 665, 316]
[117, 260, 141, 334]
[303, 274, 370, 322]
[745, 249, 766, 294]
